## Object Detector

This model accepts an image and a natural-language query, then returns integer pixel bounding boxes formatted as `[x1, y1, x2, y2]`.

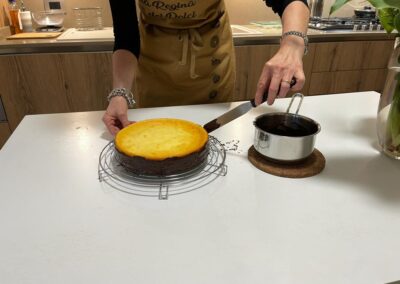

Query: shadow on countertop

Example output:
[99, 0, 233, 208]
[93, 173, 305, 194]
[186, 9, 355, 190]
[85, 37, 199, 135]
[321, 153, 400, 204]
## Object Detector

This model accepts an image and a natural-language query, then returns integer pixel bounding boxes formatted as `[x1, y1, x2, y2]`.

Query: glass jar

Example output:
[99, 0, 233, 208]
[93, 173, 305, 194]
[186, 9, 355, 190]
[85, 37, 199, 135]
[73, 7, 103, 31]
[377, 37, 400, 159]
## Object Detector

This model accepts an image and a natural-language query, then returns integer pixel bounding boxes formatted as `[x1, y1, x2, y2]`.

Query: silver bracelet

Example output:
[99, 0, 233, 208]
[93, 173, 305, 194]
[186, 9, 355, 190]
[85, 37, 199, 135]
[281, 31, 309, 55]
[107, 88, 136, 108]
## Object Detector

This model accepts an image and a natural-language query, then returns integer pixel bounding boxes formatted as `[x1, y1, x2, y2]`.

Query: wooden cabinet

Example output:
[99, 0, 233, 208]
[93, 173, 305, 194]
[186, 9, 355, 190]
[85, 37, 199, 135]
[0, 52, 113, 131]
[311, 41, 393, 72]
[234, 40, 394, 99]
[0, 122, 11, 149]
[308, 69, 388, 95]
[234, 43, 315, 100]
[0, 38, 395, 149]
[308, 40, 393, 96]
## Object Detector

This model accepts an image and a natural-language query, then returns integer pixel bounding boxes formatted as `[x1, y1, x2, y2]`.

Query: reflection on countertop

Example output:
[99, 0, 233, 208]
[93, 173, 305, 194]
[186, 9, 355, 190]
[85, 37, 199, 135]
[0, 23, 396, 55]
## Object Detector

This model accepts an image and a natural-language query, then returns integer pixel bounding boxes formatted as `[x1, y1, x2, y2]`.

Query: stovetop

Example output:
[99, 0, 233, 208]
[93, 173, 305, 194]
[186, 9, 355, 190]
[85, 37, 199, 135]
[308, 17, 382, 31]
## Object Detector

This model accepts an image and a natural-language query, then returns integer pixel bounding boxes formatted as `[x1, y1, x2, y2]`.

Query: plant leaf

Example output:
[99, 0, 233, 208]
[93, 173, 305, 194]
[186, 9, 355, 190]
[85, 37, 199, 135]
[329, 0, 351, 15]
[368, 0, 400, 10]
[394, 12, 400, 32]
[388, 80, 400, 148]
[378, 8, 397, 33]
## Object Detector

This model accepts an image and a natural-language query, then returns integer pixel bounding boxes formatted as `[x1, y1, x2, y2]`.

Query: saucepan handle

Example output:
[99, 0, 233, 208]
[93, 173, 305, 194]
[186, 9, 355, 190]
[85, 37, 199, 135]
[286, 93, 304, 115]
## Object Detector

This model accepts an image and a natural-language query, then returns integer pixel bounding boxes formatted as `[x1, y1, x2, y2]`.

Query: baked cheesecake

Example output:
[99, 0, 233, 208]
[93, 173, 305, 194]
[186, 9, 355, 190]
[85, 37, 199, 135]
[115, 118, 209, 175]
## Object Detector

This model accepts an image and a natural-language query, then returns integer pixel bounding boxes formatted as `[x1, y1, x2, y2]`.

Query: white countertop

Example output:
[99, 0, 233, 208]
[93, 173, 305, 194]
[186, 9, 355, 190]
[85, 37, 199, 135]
[0, 92, 400, 284]
[0, 25, 395, 55]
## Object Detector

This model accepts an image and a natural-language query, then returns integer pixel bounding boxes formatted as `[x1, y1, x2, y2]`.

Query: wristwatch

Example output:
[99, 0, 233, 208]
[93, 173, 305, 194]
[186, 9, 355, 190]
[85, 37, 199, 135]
[107, 88, 136, 108]
[281, 31, 309, 55]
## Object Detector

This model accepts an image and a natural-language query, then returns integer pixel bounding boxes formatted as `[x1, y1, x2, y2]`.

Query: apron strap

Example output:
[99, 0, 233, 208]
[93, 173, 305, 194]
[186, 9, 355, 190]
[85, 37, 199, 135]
[178, 29, 204, 79]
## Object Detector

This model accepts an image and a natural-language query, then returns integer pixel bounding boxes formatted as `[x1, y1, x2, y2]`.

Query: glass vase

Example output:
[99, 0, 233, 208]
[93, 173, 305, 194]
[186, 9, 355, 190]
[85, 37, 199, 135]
[377, 37, 400, 159]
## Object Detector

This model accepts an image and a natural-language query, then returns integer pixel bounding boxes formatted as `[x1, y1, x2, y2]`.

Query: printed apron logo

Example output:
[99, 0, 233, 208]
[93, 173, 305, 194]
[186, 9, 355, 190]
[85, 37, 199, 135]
[139, 0, 198, 19]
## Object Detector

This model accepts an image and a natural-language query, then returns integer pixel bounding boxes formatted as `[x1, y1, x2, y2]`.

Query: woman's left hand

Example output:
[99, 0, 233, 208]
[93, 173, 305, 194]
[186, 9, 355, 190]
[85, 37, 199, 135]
[254, 36, 306, 106]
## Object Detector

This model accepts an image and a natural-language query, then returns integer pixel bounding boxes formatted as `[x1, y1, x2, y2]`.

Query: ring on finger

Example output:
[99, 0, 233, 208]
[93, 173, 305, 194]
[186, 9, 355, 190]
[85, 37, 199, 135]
[281, 80, 291, 84]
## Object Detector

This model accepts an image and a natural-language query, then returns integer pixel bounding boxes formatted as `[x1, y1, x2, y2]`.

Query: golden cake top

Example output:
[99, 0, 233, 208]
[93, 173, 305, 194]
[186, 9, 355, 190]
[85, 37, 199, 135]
[115, 118, 209, 161]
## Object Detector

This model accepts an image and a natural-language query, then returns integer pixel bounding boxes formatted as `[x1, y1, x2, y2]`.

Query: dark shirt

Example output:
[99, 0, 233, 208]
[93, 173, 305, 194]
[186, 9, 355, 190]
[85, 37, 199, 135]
[109, 0, 308, 57]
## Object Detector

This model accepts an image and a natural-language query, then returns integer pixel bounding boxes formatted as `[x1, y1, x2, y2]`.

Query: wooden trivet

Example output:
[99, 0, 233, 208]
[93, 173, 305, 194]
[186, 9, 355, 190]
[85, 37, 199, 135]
[248, 146, 325, 178]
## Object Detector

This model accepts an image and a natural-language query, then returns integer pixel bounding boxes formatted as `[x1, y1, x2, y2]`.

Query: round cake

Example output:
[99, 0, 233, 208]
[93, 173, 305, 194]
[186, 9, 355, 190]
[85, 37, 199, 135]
[114, 118, 209, 176]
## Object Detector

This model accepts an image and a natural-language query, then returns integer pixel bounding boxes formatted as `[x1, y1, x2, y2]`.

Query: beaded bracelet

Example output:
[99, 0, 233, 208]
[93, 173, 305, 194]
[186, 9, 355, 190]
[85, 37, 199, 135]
[107, 88, 136, 108]
[281, 31, 309, 55]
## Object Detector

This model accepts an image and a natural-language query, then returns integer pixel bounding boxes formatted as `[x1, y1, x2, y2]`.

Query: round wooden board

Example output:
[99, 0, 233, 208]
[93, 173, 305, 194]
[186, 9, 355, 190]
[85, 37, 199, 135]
[248, 146, 326, 178]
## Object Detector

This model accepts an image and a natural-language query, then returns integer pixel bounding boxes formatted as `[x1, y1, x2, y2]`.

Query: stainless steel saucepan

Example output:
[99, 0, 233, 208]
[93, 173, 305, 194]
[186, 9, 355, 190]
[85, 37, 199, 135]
[253, 93, 321, 163]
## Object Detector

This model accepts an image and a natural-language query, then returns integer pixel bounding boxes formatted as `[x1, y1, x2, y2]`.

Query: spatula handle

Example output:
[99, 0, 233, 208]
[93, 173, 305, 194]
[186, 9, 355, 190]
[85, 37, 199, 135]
[250, 77, 297, 107]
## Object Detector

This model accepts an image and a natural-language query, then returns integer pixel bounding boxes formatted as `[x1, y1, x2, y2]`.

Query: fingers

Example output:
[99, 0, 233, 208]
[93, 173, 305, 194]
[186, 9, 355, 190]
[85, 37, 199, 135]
[254, 67, 271, 106]
[291, 71, 305, 91]
[118, 113, 131, 128]
[256, 62, 295, 106]
[257, 69, 303, 105]
[103, 113, 135, 136]
[254, 43, 307, 105]
[276, 81, 291, 101]
[102, 98, 135, 136]
[266, 74, 283, 105]
[102, 113, 121, 136]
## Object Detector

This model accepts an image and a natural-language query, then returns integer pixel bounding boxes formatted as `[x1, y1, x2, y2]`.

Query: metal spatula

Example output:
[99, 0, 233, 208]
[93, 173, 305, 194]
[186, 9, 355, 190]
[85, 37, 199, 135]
[203, 78, 296, 133]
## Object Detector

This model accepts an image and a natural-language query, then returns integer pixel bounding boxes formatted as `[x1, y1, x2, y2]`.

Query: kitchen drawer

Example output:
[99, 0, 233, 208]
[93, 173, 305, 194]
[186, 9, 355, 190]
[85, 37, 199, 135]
[308, 69, 387, 95]
[312, 41, 394, 72]
[0, 122, 11, 149]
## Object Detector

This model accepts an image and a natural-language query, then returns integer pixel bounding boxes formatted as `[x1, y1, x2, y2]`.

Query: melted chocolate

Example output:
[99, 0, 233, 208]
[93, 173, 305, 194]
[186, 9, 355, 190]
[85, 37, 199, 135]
[255, 114, 319, 137]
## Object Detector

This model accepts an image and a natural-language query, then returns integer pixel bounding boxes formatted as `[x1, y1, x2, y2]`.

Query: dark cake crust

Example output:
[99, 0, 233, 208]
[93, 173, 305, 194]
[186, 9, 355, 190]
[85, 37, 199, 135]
[115, 145, 209, 176]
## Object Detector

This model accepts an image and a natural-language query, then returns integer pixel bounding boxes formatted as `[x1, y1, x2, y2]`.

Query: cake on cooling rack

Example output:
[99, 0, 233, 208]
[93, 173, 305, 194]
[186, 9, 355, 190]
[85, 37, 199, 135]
[114, 118, 209, 176]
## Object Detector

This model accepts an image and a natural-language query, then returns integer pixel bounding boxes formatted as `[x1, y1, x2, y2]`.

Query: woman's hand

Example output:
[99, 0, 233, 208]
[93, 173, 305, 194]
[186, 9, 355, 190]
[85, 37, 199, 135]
[102, 97, 134, 136]
[254, 36, 306, 106]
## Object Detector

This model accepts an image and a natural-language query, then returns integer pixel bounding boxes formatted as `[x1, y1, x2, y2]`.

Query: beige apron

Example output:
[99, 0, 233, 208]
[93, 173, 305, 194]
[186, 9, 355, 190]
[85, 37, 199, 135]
[136, 0, 236, 107]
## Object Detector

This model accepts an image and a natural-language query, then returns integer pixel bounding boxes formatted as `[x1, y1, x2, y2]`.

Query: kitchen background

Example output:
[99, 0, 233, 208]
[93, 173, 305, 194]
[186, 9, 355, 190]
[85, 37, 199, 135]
[0, 0, 357, 28]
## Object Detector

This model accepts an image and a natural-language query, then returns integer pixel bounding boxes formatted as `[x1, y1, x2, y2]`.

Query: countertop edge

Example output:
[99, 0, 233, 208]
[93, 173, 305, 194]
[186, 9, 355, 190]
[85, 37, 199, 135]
[0, 30, 396, 56]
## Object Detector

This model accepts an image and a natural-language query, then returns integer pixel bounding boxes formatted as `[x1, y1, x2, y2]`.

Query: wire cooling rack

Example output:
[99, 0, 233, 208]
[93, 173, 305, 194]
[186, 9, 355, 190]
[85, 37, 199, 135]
[98, 136, 227, 199]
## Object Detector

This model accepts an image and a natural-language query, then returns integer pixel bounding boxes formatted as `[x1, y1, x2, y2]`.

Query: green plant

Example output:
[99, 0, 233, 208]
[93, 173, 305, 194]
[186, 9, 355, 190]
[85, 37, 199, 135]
[330, 0, 400, 154]
[330, 0, 400, 34]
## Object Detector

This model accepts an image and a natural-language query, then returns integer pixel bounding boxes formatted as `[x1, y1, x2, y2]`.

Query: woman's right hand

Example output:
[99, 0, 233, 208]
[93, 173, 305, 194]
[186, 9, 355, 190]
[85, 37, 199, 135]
[102, 97, 135, 136]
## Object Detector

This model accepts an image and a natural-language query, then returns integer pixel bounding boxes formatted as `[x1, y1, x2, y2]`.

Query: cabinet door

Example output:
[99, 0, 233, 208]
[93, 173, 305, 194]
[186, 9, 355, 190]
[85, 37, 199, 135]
[0, 122, 11, 149]
[0, 53, 113, 130]
[312, 41, 394, 72]
[308, 69, 388, 95]
[234, 43, 315, 101]
[309, 40, 394, 95]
